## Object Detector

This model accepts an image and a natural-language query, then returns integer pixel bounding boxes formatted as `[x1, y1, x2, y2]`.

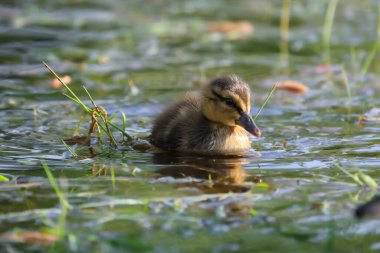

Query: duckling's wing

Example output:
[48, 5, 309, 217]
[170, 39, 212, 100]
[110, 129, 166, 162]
[150, 92, 202, 150]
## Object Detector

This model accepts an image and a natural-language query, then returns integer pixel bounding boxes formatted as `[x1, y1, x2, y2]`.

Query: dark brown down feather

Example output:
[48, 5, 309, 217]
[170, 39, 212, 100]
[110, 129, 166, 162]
[150, 75, 260, 154]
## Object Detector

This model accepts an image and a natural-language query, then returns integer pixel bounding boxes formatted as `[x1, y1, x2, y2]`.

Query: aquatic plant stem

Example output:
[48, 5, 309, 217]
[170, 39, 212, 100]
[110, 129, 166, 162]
[61, 139, 78, 159]
[110, 163, 116, 189]
[322, 0, 338, 65]
[335, 163, 378, 189]
[377, 3, 380, 39]
[360, 3, 380, 77]
[41, 161, 71, 244]
[121, 112, 127, 140]
[362, 2, 380, 77]
[360, 40, 380, 76]
[254, 83, 278, 121]
[361, 2, 380, 77]
[341, 65, 352, 104]
[280, 0, 291, 69]
[82, 86, 118, 146]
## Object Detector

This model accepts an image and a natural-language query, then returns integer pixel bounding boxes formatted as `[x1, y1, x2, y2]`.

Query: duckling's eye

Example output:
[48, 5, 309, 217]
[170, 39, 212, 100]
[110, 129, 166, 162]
[224, 98, 235, 107]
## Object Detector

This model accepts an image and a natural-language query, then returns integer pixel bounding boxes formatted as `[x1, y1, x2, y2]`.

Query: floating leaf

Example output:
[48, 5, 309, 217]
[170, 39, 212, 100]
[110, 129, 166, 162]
[2, 232, 59, 245]
[207, 21, 254, 37]
[277, 80, 309, 94]
[49, 75, 72, 89]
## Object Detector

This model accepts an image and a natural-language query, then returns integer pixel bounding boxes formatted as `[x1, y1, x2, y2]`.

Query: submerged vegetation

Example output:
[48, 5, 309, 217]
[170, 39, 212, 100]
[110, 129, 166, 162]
[0, 0, 380, 252]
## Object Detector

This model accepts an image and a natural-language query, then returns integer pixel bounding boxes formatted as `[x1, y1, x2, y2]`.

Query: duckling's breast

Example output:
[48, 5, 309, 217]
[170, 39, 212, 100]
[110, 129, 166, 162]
[211, 126, 251, 153]
[180, 122, 251, 154]
[217, 126, 251, 153]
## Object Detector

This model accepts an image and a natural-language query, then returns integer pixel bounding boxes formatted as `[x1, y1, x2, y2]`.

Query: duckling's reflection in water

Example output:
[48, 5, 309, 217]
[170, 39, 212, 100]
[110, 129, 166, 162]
[153, 152, 257, 194]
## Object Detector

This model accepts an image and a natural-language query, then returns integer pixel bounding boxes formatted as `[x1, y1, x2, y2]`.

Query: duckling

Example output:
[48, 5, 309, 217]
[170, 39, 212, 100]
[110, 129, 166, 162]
[150, 74, 261, 154]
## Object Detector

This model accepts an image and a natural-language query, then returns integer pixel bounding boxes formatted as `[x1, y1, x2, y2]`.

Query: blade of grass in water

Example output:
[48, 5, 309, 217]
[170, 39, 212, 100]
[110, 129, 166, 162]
[43, 62, 91, 114]
[322, 0, 338, 64]
[254, 83, 278, 121]
[110, 163, 116, 189]
[61, 139, 78, 159]
[41, 160, 71, 241]
[279, 0, 291, 68]
[108, 111, 119, 122]
[335, 163, 378, 189]
[120, 112, 132, 141]
[108, 121, 133, 141]
[341, 65, 352, 104]
[41, 160, 71, 210]
[360, 3, 380, 86]
[360, 40, 380, 76]
[0, 174, 10, 181]
[121, 112, 127, 134]
[63, 93, 83, 106]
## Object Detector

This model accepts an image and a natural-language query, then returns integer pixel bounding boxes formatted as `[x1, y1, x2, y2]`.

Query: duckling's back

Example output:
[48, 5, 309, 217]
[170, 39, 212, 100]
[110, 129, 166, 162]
[150, 92, 211, 151]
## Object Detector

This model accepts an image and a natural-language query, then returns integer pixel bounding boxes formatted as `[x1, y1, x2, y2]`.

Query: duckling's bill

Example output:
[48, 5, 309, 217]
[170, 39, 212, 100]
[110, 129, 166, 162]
[236, 112, 261, 137]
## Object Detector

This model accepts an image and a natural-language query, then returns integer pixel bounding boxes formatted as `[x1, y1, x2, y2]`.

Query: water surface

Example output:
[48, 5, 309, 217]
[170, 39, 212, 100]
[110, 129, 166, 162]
[1, 1, 380, 252]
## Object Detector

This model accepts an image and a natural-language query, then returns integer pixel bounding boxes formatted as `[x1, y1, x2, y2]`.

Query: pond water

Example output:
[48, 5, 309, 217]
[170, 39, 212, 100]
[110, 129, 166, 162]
[1, 0, 380, 252]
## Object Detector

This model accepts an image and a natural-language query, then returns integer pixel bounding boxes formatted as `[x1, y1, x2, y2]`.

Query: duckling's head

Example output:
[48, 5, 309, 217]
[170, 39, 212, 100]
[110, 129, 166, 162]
[201, 74, 261, 137]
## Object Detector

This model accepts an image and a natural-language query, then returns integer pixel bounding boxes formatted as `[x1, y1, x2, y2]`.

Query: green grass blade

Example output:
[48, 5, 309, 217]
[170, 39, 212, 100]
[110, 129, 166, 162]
[108, 122, 133, 141]
[108, 111, 120, 123]
[0, 174, 10, 182]
[121, 112, 127, 132]
[335, 164, 363, 186]
[121, 112, 128, 141]
[360, 40, 380, 76]
[61, 139, 78, 159]
[254, 83, 278, 121]
[378, 3, 380, 39]
[341, 65, 352, 104]
[41, 160, 72, 209]
[110, 164, 116, 189]
[358, 172, 378, 189]
[43, 62, 91, 113]
[279, 0, 291, 67]
[82, 86, 97, 108]
[63, 93, 81, 104]
[322, 0, 339, 64]
[62, 93, 91, 114]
